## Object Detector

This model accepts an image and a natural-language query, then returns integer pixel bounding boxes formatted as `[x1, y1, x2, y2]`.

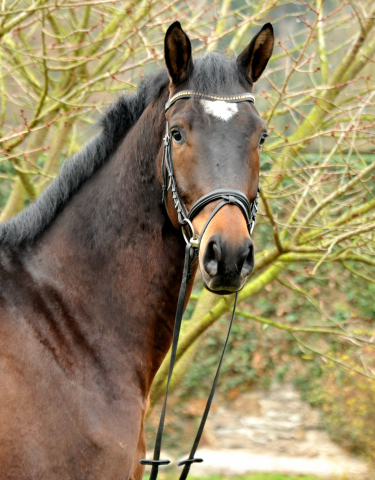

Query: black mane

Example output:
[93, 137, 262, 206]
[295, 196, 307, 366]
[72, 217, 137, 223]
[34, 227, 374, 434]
[0, 70, 169, 247]
[0, 53, 242, 247]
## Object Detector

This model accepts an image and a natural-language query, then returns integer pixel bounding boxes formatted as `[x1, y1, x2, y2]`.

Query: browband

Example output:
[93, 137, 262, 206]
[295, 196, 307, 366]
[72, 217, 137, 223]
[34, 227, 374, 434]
[165, 91, 255, 112]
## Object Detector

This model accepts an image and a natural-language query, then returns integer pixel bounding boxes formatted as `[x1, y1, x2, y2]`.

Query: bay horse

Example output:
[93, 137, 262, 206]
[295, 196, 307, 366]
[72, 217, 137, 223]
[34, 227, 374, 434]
[0, 21, 273, 480]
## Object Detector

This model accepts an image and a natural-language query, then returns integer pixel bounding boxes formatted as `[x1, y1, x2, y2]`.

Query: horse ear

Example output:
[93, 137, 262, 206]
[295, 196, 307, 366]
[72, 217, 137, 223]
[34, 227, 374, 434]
[237, 23, 274, 83]
[164, 21, 193, 86]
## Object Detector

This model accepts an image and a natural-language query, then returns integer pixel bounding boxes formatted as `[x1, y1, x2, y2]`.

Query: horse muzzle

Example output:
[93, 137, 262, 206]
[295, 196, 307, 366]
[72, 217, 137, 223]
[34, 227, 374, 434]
[200, 233, 254, 294]
[200, 235, 254, 295]
[194, 202, 255, 295]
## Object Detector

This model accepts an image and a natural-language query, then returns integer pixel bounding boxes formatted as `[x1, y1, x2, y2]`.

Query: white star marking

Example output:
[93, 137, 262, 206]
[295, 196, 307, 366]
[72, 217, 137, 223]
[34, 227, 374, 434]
[201, 99, 238, 121]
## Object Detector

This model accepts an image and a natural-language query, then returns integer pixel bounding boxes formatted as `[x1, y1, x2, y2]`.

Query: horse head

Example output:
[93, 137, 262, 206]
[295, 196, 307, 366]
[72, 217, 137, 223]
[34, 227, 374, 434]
[162, 22, 274, 295]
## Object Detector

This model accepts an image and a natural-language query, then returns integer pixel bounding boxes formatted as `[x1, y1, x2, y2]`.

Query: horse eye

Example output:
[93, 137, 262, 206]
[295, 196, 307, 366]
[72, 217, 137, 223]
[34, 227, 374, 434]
[172, 130, 183, 143]
[259, 133, 268, 149]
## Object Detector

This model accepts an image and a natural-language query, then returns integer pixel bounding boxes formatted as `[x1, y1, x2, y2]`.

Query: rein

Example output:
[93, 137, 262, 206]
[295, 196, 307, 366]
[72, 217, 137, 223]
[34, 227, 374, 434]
[140, 91, 260, 480]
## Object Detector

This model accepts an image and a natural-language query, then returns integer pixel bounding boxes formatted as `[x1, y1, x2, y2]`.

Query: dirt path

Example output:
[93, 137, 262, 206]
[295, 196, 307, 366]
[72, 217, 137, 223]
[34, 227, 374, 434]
[181, 384, 370, 478]
[190, 449, 369, 478]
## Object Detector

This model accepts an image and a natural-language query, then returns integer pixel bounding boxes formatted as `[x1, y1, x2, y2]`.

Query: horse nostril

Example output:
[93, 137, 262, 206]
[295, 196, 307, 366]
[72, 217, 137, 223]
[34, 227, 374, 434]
[202, 236, 254, 284]
[203, 238, 221, 277]
[240, 240, 254, 279]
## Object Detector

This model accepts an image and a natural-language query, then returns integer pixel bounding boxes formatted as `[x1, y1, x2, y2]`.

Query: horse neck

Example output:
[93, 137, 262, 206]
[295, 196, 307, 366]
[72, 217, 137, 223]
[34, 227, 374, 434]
[17, 95, 187, 394]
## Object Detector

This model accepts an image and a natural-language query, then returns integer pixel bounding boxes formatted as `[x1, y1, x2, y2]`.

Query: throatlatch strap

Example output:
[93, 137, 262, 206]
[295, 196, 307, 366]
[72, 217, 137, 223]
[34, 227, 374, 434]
[140, 243, 195, 479]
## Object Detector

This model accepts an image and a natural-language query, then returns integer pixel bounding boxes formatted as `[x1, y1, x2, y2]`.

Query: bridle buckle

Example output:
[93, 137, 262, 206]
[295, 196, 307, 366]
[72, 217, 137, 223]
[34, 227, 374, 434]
[181, 219, 199, 249]
[189, 236, 200, 249]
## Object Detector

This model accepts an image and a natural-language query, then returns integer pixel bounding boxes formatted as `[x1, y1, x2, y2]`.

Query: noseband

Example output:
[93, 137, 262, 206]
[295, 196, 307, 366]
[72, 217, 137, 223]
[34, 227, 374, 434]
[141, 91, 260, 480]
[161, 90, 260, 249]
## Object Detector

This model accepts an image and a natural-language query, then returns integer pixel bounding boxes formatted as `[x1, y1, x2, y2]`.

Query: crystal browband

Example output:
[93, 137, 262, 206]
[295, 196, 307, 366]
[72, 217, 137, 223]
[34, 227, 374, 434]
[165, 91, 255, 111]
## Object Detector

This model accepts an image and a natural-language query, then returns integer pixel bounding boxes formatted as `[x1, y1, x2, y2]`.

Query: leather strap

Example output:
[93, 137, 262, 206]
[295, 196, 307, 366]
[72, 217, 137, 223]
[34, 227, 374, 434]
[161, 122, 190, 226]
[177, 292, 239, 480]
[141, 243, 239, 479]
[140, 243, 195, 479]
[198, 199, 230, 248]
[188, 188, 253, 230]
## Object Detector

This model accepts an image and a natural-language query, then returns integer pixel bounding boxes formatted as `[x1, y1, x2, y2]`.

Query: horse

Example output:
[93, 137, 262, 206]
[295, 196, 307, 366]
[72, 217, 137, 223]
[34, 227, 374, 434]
[0, 21, 273, 480]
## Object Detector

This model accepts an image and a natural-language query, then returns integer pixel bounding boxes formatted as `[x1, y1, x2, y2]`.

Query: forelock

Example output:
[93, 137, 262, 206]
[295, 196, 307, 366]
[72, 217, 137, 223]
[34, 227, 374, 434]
[190, 53, 240, 95]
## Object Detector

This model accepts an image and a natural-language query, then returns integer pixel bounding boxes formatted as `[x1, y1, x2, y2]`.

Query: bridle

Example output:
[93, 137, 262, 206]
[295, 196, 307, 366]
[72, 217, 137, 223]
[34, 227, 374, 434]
[140, 90, 260, 480]
[161, 90, 259, 249]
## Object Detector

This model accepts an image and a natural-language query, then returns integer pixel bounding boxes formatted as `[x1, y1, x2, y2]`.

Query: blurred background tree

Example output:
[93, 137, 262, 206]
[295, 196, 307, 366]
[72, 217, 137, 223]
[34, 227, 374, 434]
[1, 0, 374, 466]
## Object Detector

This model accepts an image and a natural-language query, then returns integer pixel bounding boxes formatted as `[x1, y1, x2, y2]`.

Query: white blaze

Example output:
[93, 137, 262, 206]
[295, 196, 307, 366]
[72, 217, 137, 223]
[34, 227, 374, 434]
[200, 99, 238, 121]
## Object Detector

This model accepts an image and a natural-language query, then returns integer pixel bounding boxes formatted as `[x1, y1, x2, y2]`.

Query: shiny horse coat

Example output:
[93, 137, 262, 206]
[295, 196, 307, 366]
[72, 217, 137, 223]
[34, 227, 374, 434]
[0, 21, 273, 480]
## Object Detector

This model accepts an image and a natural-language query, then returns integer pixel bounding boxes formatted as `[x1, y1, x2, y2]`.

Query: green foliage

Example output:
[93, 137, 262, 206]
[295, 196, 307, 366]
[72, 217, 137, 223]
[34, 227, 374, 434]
[340, 268, 375, 320]
[0, 161, 13, 208]
[303, 350, 375, 465]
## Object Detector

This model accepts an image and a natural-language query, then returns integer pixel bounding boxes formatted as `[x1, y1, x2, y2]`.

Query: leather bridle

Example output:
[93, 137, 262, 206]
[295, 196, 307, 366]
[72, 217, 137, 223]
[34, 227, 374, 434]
[140, 90, 260, 480]
[161, 90, 259, 249]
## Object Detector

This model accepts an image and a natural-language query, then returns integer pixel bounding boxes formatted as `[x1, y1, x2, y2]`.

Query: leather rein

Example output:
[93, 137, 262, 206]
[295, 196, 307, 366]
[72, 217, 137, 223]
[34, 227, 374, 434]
[140, 90, 260, 480]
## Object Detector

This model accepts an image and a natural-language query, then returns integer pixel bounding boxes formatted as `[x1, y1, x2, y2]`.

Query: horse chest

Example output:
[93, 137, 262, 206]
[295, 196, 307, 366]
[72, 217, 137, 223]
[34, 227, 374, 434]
[0, 342, 144, 479]
[0, 299, 147, 479]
